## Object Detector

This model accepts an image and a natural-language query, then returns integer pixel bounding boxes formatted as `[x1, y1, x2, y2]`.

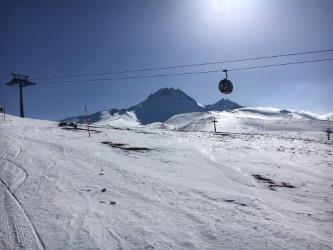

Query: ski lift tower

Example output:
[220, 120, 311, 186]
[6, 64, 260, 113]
[6, 73, 35, 118]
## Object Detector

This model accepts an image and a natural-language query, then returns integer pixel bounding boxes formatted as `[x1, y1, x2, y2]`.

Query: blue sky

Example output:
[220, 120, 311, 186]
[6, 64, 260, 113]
[0, 0, 332, 120]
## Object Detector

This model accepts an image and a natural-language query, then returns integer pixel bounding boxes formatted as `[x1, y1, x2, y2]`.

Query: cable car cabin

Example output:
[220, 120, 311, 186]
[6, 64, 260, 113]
[219, 79, 233, 94]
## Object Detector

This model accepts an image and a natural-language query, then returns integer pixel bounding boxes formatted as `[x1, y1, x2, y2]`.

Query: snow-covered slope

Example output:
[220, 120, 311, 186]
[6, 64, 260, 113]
[320, 112, 333, 121]
[1, 114, 332, 249]
[297, 111, 333, 121]
[62, 110, 141, 128]
[62, 88, 241, 125]
[165, 107, 332, 133]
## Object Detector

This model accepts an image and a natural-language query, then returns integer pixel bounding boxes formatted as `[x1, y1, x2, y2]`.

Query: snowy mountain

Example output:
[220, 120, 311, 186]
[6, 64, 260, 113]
[62, 88, 241, 125]
[126, 88, 203, 124]
[62, 88, 332, 127]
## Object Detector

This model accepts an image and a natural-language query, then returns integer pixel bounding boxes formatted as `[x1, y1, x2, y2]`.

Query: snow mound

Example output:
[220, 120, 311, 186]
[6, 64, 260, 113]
[62, 110, 140, 128]
[94, 111, 140, 127]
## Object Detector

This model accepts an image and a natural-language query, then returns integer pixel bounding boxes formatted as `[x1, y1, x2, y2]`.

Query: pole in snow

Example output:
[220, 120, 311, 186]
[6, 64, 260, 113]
[0, 104, 4, 120]
[325, 128, 332, 140]
[211, 117, 218, 133]
[85, 105, 91, 137]
[6, 74, 35, 118]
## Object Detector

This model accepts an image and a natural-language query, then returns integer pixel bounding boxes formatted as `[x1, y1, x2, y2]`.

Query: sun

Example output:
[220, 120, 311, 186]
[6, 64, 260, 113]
[212, 0, 234, 14]
[213, 0, 221, 13]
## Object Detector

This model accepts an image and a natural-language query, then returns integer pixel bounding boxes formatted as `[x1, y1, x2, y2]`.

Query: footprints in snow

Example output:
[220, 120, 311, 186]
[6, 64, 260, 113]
[99, 200, 116, 205]
[98, 187, 117, 206]
[80, 186, 117, 206]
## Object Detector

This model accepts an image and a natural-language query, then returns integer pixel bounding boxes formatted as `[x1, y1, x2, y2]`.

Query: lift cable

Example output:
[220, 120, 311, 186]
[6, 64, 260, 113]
[31, 48, 333, 81]
[38, 58, 333, 85]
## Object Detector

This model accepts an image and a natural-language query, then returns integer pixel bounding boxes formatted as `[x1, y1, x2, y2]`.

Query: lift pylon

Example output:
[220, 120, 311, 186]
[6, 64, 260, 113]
[6, 73, 35, 118]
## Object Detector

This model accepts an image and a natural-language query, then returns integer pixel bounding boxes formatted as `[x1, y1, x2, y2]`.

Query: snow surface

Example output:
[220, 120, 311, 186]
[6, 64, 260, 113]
[0, 112, 333, 249]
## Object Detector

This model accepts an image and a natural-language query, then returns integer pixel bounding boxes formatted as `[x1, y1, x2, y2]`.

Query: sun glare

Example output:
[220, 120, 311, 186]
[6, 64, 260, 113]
[201, 0, 262, 31]
[212, 0, 234, 14]
[213, 0, 221, 13]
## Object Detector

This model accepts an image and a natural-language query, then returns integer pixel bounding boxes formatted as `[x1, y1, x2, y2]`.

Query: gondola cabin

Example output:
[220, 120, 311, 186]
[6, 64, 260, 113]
[219, 79, 233, 94]
[218, 70, 233, 94]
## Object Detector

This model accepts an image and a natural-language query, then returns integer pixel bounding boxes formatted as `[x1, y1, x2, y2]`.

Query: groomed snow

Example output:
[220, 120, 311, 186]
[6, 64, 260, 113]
[0, 113, 332, 249]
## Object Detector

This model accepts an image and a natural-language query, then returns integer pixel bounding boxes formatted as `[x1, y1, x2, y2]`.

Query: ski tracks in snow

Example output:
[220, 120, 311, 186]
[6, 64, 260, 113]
[0, 180, 44, 249]
[0, 138, 44, 249]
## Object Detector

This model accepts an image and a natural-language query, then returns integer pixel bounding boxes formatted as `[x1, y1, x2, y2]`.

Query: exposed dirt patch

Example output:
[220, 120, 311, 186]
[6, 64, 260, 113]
[101, 141, 153, 152]
[252, 174, 296, 191]
[61, 127, 101, 133]
[121, 147, 152, 152]
[101, 141, 127, 147]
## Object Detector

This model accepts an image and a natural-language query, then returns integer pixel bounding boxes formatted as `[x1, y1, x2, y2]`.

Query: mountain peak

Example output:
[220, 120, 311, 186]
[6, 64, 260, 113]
[156, 87, 182, 95]
[147, 88, 192, 100]
[205, 98, 242, 111]
[130, 88, 202, 124]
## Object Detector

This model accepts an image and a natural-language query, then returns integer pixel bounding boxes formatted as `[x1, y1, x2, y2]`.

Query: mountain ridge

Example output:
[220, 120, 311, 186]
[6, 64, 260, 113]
[62, 88, 242, 124]
[62, 87, 332, 125]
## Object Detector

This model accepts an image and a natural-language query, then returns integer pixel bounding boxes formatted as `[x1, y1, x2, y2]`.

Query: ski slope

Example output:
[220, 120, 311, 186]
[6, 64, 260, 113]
[0, 113, 332, 249]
